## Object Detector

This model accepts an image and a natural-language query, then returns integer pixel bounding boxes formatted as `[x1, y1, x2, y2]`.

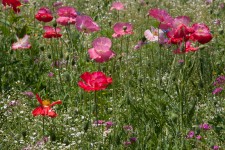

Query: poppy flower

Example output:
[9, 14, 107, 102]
[190, 23, 213, 44]
[32, 94, 62, 118]
[2, 0, 21, 13]
[12, 35, 31, 50]
[35, 7, 53, 22]
[112, 22, 133, 38]
[88, 37, 115, 63]
[78, 71, 112, 92]
[56, 6, 77, 26]
[75, 15, 100, 33]
[144, 26, 165, 42]
[43, 26, 62, 38]
[149, 8, 174, 30]
[110, 2, 124, 11]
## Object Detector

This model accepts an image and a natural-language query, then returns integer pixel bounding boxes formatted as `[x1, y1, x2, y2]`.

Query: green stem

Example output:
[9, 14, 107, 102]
[42, 117, 45, 137]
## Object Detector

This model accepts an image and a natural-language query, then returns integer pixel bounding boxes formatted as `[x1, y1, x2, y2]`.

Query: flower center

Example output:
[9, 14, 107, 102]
[42, 100, 51, 107]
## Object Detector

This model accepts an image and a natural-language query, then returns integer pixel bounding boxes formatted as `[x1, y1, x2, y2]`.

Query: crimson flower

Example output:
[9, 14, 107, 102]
[35, 7, 53, 23]
[43, 26, 62, 38]
[112, 22, 133, 38]
[2, 0, 21, 13]
[190, 23, 213, 44]
[32, 94, 62, 118]
[78, 71, 112, 92]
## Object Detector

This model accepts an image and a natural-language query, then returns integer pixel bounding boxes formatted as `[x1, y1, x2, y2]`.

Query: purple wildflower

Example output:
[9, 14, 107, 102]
[22, 91, 34, 98]
[186, 130, 195, 138]
[212, 87, 223, 95]
[199, 123, 211, 130]
[129, 137, 137, 143]
[196, 135, 202, 140]
[213, 75, 225, 86]
[212, 145, 220, 150]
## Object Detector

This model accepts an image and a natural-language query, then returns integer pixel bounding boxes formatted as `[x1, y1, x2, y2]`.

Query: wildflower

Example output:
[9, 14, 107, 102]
[57, 6, 77, 26]
[190, 23, 213, 44]
[43, 26, 62, 38]
[212, 87, 223, 95]
[173, 41, 198, 54]
[23, 0, 29, 4]
[35, 7, 53, 22]
[32, 94, 62, 118]
[134, 40, 147, 50]
[75, 15, 100, 33]
[93, 120, 105, 126]
[88, 37, 115, 63]
[48, 72, 54, 77]
[105, 121, 114, 129]
[2, 0, 21, 13]
[112, 22, 133, 38]
[78, 72, 112, 92]
[8, 100, 19, 106]
[110, 2, 124, 11]
[144, 26, 164, 42]
[212, 145, 220, 150]
[129, 137, 137, 143]
[196, 135, 202, 140]
[123, 141, 131, 146]
[213, 75, 225, 86]
[186, 130, 195, 138]
[12, 35, 31, 50]
[36, 136, 48, 147]
[22, 91, 34, 98]
[199, 123, 211, 130]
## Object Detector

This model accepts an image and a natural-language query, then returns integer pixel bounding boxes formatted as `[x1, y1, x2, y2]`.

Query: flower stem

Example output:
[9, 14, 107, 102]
[42, 116, 45, 137]
[94, 91, 98, 126]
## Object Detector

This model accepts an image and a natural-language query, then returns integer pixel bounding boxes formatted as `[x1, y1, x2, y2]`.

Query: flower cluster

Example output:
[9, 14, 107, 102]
[145, 8, 213, 53]
[212, 75, 225, 95]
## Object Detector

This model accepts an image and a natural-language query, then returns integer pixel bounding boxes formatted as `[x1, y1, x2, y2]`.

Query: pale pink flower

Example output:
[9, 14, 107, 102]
[75, 15, 100, 33]
[12, 35, 31, 50]
[88, 37, 115, 63]
[57, 16, 76, 26]
[110, 2, 124, 11]
[112, 22, 133, 38]
[53, 1, 63, 7]
[144, 26, 164, 42]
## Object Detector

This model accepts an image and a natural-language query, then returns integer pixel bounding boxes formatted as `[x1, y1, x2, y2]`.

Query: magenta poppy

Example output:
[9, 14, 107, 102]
[190, 23, 213, 44]
[173, 41, 198, 54]
[32, 94, 62, 118]
[112, 22, 133, 38]
[75, 15, 100, 33]
[56, 6, 77, 26]
[43, 26, 62, 38]
[35, 7, 53, 22]
[88, 37, 115, 63]
[12, 35, 31, 50]
[78, 71, 112, 92]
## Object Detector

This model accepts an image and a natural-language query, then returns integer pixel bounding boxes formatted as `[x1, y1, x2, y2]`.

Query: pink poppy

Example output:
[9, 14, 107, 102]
[149, 8, 174, 30]
[110, 2, 124, 11]
[75, 15, 100, 33]
[190, 23, 213, 44]
[43, 26, 62, 38]
[88, 37, 115, 63]
[57, 6, 77, 25]
[35, 7, 53, 23]
[112, 22, 133, 38]
[12, 35, 31, 50]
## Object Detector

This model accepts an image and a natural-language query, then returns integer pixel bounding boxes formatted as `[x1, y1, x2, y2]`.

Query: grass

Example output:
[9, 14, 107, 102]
[0, 0, 225, 149]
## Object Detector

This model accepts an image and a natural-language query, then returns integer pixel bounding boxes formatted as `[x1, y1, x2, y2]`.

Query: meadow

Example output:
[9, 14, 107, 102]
[0, 0, 225, 149]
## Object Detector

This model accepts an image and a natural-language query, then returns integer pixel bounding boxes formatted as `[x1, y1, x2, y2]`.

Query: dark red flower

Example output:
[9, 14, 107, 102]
[43, 26, 62, 38]
[32, 94, 62, 118]
[78, 71, 112, 92]
[190, 23, 213, 44]
[2, 0, 21, 13]
[35, 7, 53, 22]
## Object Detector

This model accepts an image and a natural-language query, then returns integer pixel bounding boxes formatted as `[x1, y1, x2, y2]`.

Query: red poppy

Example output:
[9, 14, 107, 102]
[32, 94, 62, 118]
[190, 23, 213, 44]
[43, 26, 62, 38]
[35, 7, 53, 22]
[2, 0, 21, 13]
[78, 71, 112, 92]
